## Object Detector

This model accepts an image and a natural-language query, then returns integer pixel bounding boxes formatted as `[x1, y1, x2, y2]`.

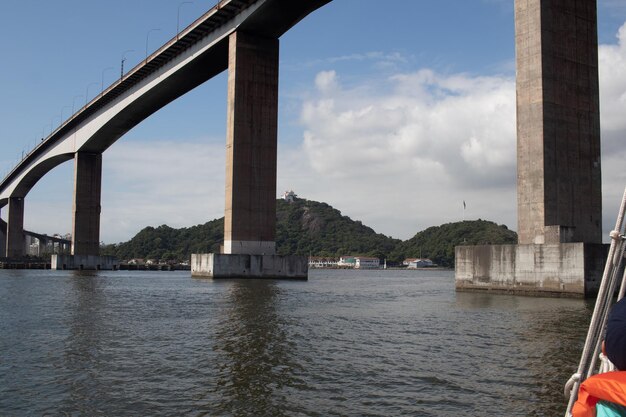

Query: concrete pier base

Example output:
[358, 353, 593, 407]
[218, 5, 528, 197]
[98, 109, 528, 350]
[455, 243, 608, 298]
[51, 254, 119, 271]
[191, 253, 308, 279]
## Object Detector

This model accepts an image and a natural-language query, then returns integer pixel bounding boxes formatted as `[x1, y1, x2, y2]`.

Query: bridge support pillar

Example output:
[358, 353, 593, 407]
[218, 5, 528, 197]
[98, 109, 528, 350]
[71, 152, 102, 256]
[6, 197, 25, 258]
[192, 31, 306, 279]
[0, 209, 6, 258]
[223, 31, 279, 255]
[62, 152, 116, 270]
[455, 0, 605, 297]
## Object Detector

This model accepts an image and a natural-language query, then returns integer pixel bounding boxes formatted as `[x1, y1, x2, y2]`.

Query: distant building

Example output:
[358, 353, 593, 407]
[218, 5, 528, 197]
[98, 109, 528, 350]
[355, 257, 380, 269]
[336, 256, 381, 269]
[337, 256, 356, 268]
[405, 258, 435, 269]
[28, 236, 40, 256]
[282, 190, 297, 203]
[308, 257, 338, 268]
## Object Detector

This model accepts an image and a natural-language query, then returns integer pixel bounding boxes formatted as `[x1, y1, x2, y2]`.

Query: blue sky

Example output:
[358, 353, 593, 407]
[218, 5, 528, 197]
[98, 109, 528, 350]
[0, 0, 625, 243]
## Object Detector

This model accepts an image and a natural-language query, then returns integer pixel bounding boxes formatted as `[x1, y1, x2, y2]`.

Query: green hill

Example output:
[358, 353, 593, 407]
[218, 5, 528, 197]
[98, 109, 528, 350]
[102, 198, 517, 267]
[102, 198, 400, 261]
[275, 198, 400, 258]
[389, 219, 518, 267]
[102, 219, 224, 262]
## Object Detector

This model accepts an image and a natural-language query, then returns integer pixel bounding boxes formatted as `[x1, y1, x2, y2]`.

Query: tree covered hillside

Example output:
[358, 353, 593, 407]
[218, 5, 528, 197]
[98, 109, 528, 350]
[102, 219, 224, 261]
[275, 198, 400, 258]
[102, 198, 400, 261]
[390, 219, 517, 267]
[102, 199, 517, 267]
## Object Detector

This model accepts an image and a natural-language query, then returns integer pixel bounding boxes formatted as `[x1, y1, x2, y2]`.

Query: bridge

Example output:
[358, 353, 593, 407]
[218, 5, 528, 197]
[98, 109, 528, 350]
[0, 218, 71, 257]
[0, 0, 329, 272]
[0, 0, 608, 293]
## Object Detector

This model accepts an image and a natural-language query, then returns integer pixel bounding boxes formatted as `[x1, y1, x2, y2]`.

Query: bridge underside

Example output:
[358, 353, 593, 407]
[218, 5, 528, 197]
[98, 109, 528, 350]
[0, 0, 329, 271]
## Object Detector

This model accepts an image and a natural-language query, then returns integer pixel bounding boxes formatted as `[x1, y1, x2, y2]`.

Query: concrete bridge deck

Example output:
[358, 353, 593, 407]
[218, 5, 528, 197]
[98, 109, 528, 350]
[0, 0, 329, 270]
[0, 0, 330, 205]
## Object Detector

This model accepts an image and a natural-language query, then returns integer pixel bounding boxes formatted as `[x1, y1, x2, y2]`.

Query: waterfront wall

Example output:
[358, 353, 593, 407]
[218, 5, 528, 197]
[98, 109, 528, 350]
[455, 243, 608, 297]
[51, 255, 119, 271]
[191, 253, 308, 279]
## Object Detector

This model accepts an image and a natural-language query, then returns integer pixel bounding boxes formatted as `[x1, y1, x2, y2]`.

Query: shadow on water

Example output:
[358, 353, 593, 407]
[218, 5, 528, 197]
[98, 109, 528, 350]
[208, 279, 303, 417]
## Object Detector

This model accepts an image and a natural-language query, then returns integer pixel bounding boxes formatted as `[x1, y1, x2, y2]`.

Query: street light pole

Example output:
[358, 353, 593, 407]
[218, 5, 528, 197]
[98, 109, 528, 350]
[60, 105, 72, 124]
[72, 95, 83, 114]
[85, 82, 99, 105]
[145, 28, 161, 62]
[121, 49, 134, 80]
[101, 67, 114, 94]
[177, 2, 193, 40]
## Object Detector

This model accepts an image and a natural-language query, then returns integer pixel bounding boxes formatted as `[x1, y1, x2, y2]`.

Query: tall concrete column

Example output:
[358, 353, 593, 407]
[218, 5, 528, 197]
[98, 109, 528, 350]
[72, 152, 102, 256]
[6, 197, 25, 258]
[0, 209, 6, 258]
[516, 0, 601, 244]
[223, 31, 279, 255]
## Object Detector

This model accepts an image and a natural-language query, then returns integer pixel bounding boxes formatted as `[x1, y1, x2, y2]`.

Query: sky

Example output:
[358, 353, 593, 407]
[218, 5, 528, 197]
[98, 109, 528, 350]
[0, 0, 625, 244]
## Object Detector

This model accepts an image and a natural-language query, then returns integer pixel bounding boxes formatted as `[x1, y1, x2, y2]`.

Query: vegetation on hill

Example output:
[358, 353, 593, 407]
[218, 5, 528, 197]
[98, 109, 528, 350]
[390, 219, 518, 267]
[102, 198, 517, 267]
[275, 199, 400, 258]
[102, 219, 224, 261]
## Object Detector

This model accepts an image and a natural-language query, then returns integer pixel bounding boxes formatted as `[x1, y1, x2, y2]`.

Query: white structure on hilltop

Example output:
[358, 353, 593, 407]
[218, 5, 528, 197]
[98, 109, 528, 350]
[282, 190, 297, 202]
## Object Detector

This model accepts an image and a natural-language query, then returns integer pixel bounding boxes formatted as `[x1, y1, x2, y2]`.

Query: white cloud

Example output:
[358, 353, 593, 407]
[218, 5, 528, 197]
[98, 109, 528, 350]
[599, 23, 626, 141]
[292, 66, 517, 239]
[599, 21, 626, 235]
[287, 20, 626, 241]
[100, 139, 226, 243]
[314, 70, 339, 94]
[18, 139, 227, 243]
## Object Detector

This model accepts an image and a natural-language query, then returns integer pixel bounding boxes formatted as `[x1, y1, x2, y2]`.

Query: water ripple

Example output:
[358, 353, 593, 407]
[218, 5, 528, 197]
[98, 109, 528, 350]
[0, 269, 589, 416]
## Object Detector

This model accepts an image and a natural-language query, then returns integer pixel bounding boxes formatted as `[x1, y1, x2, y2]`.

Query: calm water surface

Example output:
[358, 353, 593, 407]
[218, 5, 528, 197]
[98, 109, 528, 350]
[0, 269, 591, 416]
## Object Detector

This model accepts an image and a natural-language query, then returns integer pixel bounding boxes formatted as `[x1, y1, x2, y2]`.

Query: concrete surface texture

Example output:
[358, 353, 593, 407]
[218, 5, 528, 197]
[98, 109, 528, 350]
[72, 152, 102, 256]
[51, 254, 119, 271]
[455, 0, 605, 297]
[516, 0, 602, 245]
[6, 197, 24, 258]
[455, 243, 608, 297]
[191, 253, 308, 279]
[224, 31, 279, 255]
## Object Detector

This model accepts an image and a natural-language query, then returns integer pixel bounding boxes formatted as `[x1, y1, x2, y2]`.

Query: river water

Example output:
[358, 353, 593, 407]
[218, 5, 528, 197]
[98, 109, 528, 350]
[0, 268, 591, 416]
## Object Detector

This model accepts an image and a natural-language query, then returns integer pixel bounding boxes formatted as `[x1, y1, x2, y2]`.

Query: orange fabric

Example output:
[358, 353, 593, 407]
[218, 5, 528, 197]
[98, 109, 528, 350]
[572, 372, 626, 417]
